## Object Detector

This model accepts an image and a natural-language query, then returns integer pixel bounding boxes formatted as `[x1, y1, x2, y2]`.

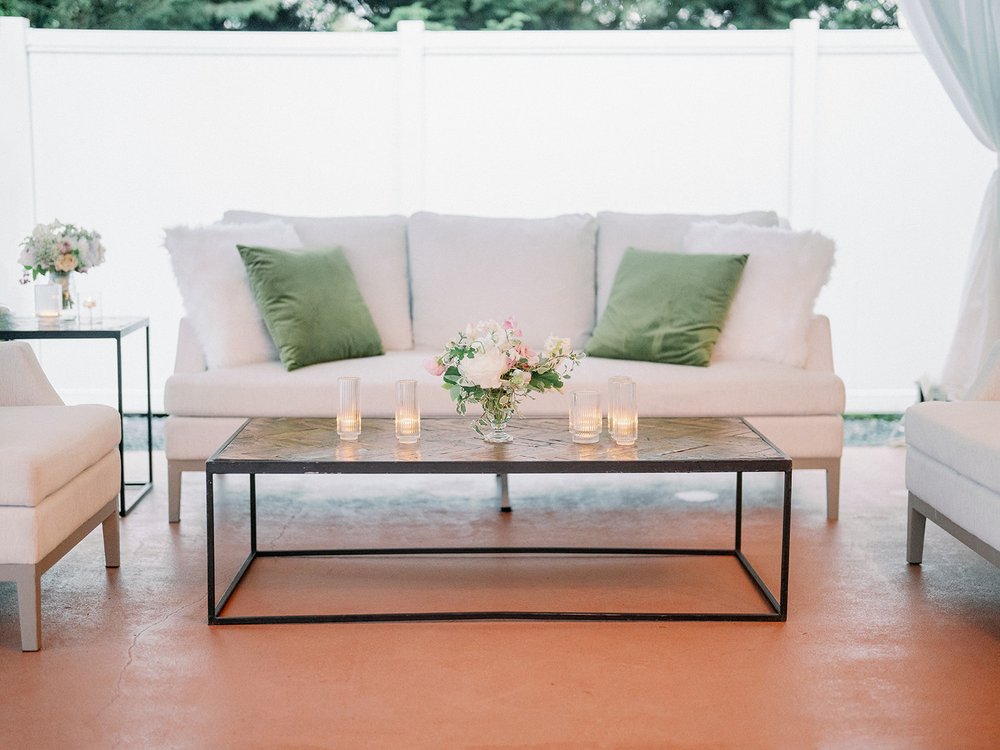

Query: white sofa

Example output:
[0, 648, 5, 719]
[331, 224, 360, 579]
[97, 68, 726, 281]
[164, 210, 846, 523]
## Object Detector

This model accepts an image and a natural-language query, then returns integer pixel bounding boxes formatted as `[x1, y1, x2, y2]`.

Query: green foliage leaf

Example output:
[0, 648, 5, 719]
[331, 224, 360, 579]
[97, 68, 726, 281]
[8, 0, 899, 32]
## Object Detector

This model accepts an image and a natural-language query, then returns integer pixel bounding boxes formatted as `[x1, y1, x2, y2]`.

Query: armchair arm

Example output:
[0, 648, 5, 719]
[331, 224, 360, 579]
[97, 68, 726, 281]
[0, 342, 63, 406]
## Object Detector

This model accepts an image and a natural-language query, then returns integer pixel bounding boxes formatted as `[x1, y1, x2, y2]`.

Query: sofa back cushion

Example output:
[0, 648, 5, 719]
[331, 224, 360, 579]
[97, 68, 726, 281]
[586, 249, 748, 367]
[238, 245, 384, 370]
[408, 212, 597, 350]
[223, 211, 412, 350]
[595, 210, 780, 322]
[165, 221, 302, 369]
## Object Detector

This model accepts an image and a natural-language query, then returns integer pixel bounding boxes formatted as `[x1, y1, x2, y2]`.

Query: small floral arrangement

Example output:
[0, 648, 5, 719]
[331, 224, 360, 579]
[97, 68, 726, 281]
[425, 317, 584, 440]
[18, 220, 106, 282]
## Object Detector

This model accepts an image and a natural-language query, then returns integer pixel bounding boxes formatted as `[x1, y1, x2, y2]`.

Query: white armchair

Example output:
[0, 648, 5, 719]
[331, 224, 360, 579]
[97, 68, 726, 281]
[905, 342, 1000, 569]
[0, 342, 121, 651]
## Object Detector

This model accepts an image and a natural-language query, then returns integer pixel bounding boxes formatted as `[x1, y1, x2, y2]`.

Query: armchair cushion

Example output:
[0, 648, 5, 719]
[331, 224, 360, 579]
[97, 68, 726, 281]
[0, 405, 121, 507]
[905, 402, 1000, 496]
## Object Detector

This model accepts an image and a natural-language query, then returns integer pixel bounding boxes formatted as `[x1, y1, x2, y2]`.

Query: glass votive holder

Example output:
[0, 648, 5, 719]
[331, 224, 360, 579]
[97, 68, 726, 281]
[80, 291, 103, 326]
[34, 284, 61, 320]
[608, 376, 638, 446]
[570, 390, 602, 444]
[395, 379, 420, 443]
[337, 376, 361, 441]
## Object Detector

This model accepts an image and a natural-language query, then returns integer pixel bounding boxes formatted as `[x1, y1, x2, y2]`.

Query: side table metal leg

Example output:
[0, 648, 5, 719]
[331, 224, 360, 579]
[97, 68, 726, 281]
[145, 326, 153, 484]
[121, 325, 154, 516]
[116, 337, 126, 515]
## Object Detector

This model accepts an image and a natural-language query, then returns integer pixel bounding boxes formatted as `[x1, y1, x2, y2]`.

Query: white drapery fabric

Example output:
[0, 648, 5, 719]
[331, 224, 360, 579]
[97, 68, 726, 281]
[902, 1, 1000, 397]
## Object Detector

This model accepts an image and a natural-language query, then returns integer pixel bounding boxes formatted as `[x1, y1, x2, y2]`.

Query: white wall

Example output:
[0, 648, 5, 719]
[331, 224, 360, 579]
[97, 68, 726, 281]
[0, 19, 993, 413]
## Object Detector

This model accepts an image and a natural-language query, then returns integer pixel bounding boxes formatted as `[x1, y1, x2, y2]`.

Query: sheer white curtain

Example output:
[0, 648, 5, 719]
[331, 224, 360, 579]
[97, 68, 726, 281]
[902, 1, 1000, 397]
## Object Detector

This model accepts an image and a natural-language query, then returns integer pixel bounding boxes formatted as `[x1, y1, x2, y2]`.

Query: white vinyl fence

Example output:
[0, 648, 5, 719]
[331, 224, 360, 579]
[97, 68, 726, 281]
[0, 18, 994, 413]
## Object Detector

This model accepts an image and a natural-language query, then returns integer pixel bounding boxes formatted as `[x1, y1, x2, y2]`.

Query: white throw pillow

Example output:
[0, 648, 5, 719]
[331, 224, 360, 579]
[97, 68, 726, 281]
[408, 212, 598, 350]
[164, 221, 302, 369]
[223, 211, 412, 350]
[595, 210, 781, 321]
[683, 222, 835, 368]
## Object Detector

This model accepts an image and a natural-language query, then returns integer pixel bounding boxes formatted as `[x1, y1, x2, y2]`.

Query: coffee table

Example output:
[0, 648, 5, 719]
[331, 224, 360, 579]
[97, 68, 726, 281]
[206, 416, 792, 624]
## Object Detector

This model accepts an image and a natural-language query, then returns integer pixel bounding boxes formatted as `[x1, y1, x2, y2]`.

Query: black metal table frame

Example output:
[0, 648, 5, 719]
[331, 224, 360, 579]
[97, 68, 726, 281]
[206, 425, 792, 625]
[0, 318, 154, 516]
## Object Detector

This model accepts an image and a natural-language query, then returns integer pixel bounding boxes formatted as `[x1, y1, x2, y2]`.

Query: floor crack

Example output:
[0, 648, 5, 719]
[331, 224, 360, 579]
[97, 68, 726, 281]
[99, 594, 205, 729]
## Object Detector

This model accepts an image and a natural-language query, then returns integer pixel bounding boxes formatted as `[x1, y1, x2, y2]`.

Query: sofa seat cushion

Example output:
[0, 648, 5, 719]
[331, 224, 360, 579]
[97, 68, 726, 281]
[906, 402, 1000, 495]
[408, 212, 597, 350]
[0, 405, 121, 507]
[165, 352, 844, 419]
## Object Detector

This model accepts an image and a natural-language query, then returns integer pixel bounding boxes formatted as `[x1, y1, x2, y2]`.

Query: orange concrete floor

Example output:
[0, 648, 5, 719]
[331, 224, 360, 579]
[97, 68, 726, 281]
[1, 446, 998, 749]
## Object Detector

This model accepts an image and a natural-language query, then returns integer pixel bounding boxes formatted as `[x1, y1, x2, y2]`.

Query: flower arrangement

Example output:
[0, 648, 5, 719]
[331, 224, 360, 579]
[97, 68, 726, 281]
[18, 220, 106, 282]
[425, 317, 584, 442]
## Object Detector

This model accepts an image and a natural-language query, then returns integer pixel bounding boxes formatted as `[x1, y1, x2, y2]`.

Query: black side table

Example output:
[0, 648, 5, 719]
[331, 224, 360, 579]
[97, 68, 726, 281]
[0, 316, 154, 516]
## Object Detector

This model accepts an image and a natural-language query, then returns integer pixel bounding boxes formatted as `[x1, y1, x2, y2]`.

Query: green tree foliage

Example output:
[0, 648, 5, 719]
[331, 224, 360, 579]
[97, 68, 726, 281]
[2, 0, 899, 31]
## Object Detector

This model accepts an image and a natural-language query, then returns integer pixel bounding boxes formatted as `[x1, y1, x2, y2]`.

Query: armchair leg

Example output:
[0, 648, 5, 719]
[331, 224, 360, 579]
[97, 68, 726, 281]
[825, 459, 841, 522]
[907, 492, 927, 565]
[102, 511, 120, 568]
[168, 461, 183, 523]
[14, 566, 41, 652]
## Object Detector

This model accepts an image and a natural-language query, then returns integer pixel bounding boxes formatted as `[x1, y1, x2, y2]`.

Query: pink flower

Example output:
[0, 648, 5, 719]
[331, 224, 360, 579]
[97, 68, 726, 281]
[423, 357, 446, 377]
[502, 316, 523, 337]
[516, 343, 539, 366]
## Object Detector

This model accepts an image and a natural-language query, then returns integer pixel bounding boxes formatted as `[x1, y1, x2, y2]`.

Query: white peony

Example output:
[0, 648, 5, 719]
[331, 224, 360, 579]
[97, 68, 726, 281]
[542, 335, 572, 359]
[458, 346, 509, 389]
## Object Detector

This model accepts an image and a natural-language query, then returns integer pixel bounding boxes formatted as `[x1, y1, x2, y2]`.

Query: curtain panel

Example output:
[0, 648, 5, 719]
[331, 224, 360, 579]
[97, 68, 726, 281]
[902, 1, 1000, 397]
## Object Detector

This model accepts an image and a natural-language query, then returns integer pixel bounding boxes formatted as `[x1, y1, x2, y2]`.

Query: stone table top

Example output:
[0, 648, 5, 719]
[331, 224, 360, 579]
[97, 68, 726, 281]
[209, 417, 790, 476]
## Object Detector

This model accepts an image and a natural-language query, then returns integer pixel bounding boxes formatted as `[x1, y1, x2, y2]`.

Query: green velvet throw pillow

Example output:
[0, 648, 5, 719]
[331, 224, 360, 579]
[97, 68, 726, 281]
[238, 245, 383, 371]
[586, 248, 748, 367]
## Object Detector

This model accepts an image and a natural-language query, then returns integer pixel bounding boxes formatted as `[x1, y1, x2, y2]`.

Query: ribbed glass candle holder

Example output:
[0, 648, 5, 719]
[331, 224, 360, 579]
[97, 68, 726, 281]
[395, 379, 420, 443]
[337, 376, 361, 441]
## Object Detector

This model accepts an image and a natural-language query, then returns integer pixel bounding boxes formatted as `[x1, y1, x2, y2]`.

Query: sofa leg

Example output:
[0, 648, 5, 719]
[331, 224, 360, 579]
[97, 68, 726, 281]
[496, 474, 511, 513]
[102, 510, 120, 568]
[825, 459, 841, 522]
[907, 492, 927, 564]
[168, 461, 183, 523]
[14, 566, 41, 652]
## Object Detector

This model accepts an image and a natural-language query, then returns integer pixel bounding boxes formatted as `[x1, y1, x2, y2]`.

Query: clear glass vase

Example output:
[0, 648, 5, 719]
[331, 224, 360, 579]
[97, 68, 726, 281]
[478, 391, 516, 443]
[481, 409, 515, 443]
[49, 271, 77, 320]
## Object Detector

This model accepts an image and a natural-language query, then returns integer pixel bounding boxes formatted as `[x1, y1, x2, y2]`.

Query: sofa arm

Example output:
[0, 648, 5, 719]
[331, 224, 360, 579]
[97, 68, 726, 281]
[0, 342, 63, 406]
[804, 315, 835, 372]
[173, 317, 207, 374]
